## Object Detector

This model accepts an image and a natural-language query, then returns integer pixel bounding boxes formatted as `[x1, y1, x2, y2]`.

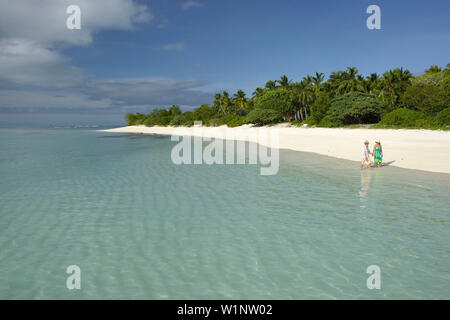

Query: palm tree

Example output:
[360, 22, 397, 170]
[233, 90, 247, 109]
[425, 65, 442, 74]
[380, 71, 397, 108]
[337, 67, 364, 94]
[213, 93, 223, 113]
[328, 70, 346, 95]
[312, 72, 324, 89]
[252, 87, 264, 98]
[168, 105, 181, 116]
[380, 68, 412, 108]
[395, 67, 412, 91]
[303, 75, 313, 85]
[221, 91, 231, 114]
[277, 75, 291, 88]
[213, 92, 231, 114]
[291, 81, 314, 121]
[364, 73, 380, 95]
[329, 71, 346, 83]
[265, 80, 277, 90]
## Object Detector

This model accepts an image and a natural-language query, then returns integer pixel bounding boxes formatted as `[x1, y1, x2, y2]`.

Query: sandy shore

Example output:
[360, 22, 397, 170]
[100, 124, 450, 174]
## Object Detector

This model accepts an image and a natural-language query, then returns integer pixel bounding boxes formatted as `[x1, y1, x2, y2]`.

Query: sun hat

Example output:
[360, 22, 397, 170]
[364, 140, 369, 144]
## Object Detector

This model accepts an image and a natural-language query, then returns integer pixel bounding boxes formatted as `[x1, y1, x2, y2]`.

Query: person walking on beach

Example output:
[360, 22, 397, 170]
[361, 140, 371, 170]
[373, 140, 383, 168]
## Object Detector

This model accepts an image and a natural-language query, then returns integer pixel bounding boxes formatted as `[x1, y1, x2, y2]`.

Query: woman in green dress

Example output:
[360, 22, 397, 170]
[372, 140, 383, 167]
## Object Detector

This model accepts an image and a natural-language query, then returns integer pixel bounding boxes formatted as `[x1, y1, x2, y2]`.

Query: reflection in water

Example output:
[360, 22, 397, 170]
[359, 169, 384, 208]
[359, 170, 372, 208]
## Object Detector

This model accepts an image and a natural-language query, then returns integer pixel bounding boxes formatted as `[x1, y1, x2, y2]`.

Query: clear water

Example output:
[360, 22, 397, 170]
[0, 127, 449, 299]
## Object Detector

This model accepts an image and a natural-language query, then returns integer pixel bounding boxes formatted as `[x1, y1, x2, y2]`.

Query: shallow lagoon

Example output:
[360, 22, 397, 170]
[0, 128, 448, 299]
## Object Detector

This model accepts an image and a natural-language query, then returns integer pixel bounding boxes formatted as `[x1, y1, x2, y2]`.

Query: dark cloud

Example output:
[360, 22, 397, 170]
[83, 79, 213, 107]
[0, 78, 213, 111]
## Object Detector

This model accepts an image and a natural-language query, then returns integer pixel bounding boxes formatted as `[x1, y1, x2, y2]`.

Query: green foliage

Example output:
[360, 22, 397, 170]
[209, 114, 246, 127]
[309, 91, 330, 124]
[143, 109, 171, 126]
[434, 107, 450, 126]
[376, 109, 426, 127]
[169, 114, 188, 126]
[124, 63, 448, 130]
[169, 111, 195, 126]
[182, 112, 195, 126]
[425, 65, 442, 74]
[253, 89, 295, 118]
[245, 109, 282, 126]
[226, 115, 247, 127]
[301, 118, 317, 126]
[168, 105, 182, 117]
[291, 119, 315, 127]
[125, 113, 147, 125]
[317, 117, 338, 128]
[192, 104, 216, 124]
[374, 68, 413, 111]
[324, 92, 384, 126]
[401, 82, 448, 116]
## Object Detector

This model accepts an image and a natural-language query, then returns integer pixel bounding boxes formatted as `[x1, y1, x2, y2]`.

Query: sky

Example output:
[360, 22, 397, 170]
[0, 0, 449, 126]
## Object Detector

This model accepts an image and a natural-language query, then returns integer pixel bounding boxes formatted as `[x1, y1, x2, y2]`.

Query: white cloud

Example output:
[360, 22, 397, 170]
[0, 0, 153, 46]
[163, 42, 185, 51]
[181, 1, 203, 10]
[0, 1, 213, 114]
[0, 0, 157, 111]
[0, 39, 84, 89]
[0, 0, 153, 91]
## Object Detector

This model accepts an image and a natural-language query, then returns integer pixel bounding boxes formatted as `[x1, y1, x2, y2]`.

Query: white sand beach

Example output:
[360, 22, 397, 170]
[100, 125, 450, 174]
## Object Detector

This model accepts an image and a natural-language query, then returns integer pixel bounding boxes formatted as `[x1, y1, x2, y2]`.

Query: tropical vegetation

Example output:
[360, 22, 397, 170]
[126, 64, 450, 129]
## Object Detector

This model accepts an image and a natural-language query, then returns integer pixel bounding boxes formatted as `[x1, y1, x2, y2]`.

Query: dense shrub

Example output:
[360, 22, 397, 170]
[168, 112, 195, 126]
[434, 107, 450, 126]
[253, 89, 295, 119]
[192, 104, 217, 123]
[309, 91, 330, 124]
[209, 114, 246, 127]
[292, 118, 315, 126]
[168, 105, 182, 117]
[245, 109, 282, 126]
[143, 109, 172, 126]
[302, 117, 317, 126]
[317, 116, 338, 128]
[401, 82, 448, 116]
[226, 116, 247, 127]
[169, 115, 187, 126]
[181, 112, 195, 126]
[324, 92, 384, 126]
[377, 108, 426, 127]
[125, 113, 146, 125]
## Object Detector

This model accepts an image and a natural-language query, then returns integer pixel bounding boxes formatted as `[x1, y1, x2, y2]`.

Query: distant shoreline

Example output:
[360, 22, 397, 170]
[100, 124, 450, 174]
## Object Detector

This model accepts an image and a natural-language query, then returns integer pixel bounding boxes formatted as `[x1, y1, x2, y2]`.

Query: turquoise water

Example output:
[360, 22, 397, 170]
[0, 127, 449, 299]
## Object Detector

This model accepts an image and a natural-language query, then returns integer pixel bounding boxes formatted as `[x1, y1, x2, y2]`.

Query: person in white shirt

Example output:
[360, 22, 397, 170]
[360, 140, 372, 170]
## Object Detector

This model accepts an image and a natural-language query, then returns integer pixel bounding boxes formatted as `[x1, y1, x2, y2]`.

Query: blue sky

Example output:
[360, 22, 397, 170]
[0, 0, 449, 125]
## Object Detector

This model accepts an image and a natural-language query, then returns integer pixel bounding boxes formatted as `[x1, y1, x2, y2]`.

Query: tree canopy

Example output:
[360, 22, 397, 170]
[125, 63, 450, 129]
